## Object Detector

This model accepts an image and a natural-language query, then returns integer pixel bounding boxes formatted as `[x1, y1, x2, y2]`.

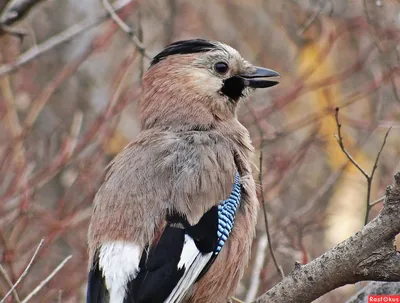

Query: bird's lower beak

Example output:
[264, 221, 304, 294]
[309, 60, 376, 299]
[238, 67, 280, 88]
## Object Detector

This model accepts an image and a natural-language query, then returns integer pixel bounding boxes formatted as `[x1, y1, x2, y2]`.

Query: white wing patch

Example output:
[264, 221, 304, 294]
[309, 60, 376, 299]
[99, 242, 141, 303]
[177, 235, 199, 270]
[165, 235, 213, 303]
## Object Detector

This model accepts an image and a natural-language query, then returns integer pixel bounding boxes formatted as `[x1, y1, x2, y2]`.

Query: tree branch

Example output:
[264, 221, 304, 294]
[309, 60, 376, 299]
[259, 148, 285, 280]
[346, 282, 400, 303]
[334, 107, 391, 224]
[0, 239, 44, 303]
[101, 0, 151, 59]
[0, 0, 46, 38]
[20, 255, 72, 303]
[252, 173, 400, 303]
[0, 0, 136, 76]
[0, 0, 44, 26]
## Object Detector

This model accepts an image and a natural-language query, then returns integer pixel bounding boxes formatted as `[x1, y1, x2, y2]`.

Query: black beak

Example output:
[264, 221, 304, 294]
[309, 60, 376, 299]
[238, 67, 280, 88]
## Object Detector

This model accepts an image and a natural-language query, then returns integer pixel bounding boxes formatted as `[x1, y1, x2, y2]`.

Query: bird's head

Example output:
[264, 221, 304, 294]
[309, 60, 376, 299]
[140, 39, 279, 130]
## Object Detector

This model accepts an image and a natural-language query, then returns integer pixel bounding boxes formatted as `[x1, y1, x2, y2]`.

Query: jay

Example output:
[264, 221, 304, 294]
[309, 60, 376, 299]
[87, 39, 279, 303]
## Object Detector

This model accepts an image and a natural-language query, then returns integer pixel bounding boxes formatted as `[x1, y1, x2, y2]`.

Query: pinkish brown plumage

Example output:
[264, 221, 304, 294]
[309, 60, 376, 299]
[87, 39, 279, 303]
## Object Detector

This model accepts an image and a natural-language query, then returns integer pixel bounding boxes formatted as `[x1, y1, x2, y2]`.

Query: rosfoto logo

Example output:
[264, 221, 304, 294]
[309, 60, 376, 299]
[368, 295, 400, 303]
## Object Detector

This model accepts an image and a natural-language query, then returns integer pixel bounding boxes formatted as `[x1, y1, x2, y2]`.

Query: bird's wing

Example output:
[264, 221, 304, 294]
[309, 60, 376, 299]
[163, 235, 213, 303]
[87, 177, 241, 303]
[87, 261, 108, 303]
[87, 130, 240, 303]
[131, 172, 242, 303]
[87, 242, 142, 303]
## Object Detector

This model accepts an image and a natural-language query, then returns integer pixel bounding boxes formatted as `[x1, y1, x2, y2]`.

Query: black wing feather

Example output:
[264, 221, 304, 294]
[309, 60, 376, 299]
[86, 262, 108, 303]
[124, 226, 186, 303]
[124, 207, 219, 303]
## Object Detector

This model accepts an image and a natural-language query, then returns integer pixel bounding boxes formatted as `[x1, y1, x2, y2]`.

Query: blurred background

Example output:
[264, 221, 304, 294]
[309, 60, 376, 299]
[0, 0, 399, 302]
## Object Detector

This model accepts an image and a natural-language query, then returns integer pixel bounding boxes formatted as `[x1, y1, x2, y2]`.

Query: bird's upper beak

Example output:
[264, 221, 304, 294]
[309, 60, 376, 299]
[238, 67, 280, 88]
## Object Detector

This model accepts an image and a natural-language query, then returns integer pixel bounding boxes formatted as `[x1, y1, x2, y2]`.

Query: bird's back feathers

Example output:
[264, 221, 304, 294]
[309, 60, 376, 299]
[88, 129, 238, 252]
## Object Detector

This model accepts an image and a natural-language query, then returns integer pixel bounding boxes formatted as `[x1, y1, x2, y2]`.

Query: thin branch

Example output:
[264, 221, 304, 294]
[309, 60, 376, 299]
[370, 126, 391, 181]
[245, 233, 268, 302]
[365, 126, 391, 224]
[259, 147, 285, 280]
[101, 0, 151, 59]
[334, 108, 369, 179]
[0, 0, 12, 13]
[363, 0, 400, 104]
[0, 264, 21, 303]
[370, 195, 385, 206]
[0, 24, 27, 39]
[22, 50, 90, 130]
[334, 107, 391, 225]
[0, 70, 26, 168]
[297, 0, 328, 36]
[0, 238, 44, 303]
[20, 255, 72, 303]
[2, 111, 83, 211]
[164, 0, 177, 44]
[230, 297, 245, 303]
[0, 0, 135, 76]
[136, 10, 145, 80]
[0, 0, 45, 26]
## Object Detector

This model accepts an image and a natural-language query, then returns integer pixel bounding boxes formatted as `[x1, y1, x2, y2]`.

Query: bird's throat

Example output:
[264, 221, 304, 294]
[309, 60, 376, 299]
[220, 76, 245, 102]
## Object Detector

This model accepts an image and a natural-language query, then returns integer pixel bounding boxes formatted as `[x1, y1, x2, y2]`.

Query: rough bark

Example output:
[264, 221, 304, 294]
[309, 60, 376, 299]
[346, 282, 400, 303]
[252, 173, 400, 303]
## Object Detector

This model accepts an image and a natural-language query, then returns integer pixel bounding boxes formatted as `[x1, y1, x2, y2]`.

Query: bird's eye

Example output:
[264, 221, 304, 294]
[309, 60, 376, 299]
[214, 62, 229, 74]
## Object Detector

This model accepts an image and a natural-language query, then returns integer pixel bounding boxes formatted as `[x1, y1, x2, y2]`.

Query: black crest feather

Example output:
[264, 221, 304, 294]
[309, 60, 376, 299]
[150, 39, 216, 66]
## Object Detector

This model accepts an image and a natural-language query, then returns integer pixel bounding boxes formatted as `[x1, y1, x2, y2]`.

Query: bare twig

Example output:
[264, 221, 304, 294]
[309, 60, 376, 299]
[0, 0, 12, 13]
[231, 297, 245, 303]
[365, 126, 391, 223]
[57, 290, 62, 303]
[0, 71, 25, 168]
[283, 162, 347, 223]
[0, 264, 21, 303]
[0, 0, 41, 38]
[370, 126, 391, 181]
[20, 255, 72, 303]
[23, 49, 91, 130]
[363, 0, 400, 104]
[0, 0, 45, 25]
[370, 195, 385, 206]
[164, 0, 177, 45]
[2, 111, 83, 211]
[334, 107, 391, 224]
[297, 0, 329, 36]
[334, 108, 369, 179]
[0, 5, 141, 207]
[0, 24, 27, 39]
[101, 0, 151, 59]
[0, 238, 44, 303]
[136, 10, 145, 80]
[259, 148, 285, 280]
[245, 233, 268, 302]
[0, 0, 135, 76]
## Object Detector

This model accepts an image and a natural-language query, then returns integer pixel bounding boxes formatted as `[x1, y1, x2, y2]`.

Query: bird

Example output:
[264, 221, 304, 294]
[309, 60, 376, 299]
[86, 39, 279, 303]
